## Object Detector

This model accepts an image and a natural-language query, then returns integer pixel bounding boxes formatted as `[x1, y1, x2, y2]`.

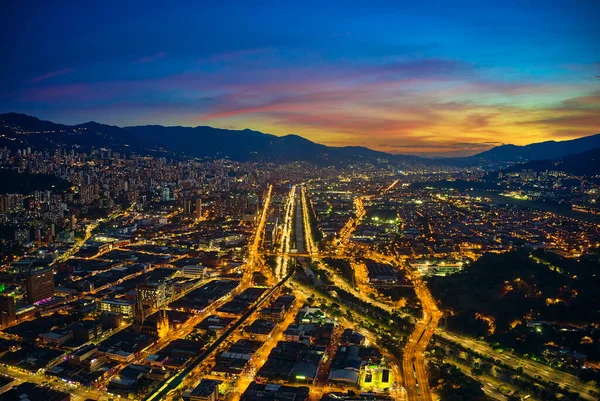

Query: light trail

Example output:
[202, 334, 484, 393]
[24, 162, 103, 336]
[401, 272, 441, 401]
[275, 185, 296, 279]
[249, 185, 273, 267]
[300, 185, 317, 255]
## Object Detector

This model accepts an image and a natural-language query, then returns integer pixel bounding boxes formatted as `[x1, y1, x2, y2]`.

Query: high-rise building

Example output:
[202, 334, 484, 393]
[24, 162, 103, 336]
[14, 228, 30, 244]
[195, 198, 203, 219]
[184, 198, 194, 215]
[137, 282, 169, 309]
[214, 194, 249, 219]
[25, 268, 55, 304]
[34, 229, 42, 245]
[161, 186, 172, 202]
[0, 295, 16, 328]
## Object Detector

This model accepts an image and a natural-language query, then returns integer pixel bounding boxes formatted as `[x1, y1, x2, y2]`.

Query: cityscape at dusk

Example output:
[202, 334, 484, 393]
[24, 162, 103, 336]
[0, 2, 600, 401]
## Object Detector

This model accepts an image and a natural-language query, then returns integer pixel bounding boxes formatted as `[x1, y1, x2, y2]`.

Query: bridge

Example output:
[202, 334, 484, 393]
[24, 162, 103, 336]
[262, 252, 332, 258]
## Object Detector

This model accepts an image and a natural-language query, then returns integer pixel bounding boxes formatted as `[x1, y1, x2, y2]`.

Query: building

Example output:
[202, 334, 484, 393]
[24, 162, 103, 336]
[100, 298, 136, 318]
[329, 345, 362, 385]
[181, 265, 207, 279]
[183, 379, 222, 401]
[184, 198, 194, 215]
[0, 295, 16, 328]
[69, 320, 104, 343]
[1, 382, 70, 401]
[137, 282, 169, 309]
[25, 268, 55, 304]
[40, 330, 73, 346]
[240, 383, 309, 401]
[214, 193, 249, 219]
[140, 310, 170, 338]
[100, 311, 123, 328]
[161, 186, 172, 202]
[14, 228, 30, 244]
[195, 198, 203, 219]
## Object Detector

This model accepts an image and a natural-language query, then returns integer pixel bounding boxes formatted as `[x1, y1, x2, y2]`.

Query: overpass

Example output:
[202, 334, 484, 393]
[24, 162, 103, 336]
[263, 252, 331, 258]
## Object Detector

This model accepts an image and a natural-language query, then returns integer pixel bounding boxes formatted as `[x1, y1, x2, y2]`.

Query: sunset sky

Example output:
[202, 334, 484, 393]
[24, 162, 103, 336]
[1, 0, 599, 156]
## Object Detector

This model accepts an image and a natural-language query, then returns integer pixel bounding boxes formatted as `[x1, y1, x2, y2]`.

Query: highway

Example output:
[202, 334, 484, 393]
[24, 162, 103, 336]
[275, 185, 297, 279]
[300, 185, 317, 256]
[248, 185, 273, 267]
[336, 194, 368, 250]
[401, 273, 441, 401]
[437, 331, 598, 400]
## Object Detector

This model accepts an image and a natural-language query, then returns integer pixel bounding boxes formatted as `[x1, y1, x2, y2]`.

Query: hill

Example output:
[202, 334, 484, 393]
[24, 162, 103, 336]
[123, 124, 424, 165]
[501, 147, 600, 176]
[0, 113, 167, 156]
[467, 134, 600, 163]
[429, 249, 600, 357]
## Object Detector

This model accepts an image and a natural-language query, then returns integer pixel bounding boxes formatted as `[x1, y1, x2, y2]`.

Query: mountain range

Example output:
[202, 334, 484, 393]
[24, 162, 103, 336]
[502, 147, 600, 176]
[461, 134, 600, 163]
[1, 112, 599, 168]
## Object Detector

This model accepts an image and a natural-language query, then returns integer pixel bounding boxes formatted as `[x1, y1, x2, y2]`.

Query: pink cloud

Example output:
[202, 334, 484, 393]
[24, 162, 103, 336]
[28, 68, 76, 83]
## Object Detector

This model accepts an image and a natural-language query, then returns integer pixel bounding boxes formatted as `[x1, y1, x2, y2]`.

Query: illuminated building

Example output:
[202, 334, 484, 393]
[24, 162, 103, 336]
[184, 379, 221, 401]
[100, 298, 136, 318]
[137, 282, 169, 308]
[184, 198, 194, 215]
[140, 309, 170, 338]
[25, 268, 55, 304]
[181, 265, 207, 278]
[0, 295, 16, 328]
[195, 198, 202, 219]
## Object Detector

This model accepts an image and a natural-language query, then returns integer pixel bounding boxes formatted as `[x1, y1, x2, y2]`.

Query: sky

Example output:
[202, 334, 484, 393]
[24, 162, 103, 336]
[1, 0, 599, 156]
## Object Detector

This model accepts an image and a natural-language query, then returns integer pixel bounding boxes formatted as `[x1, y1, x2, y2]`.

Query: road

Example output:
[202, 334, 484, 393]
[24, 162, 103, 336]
[51, 205, 136, 266]
[249, 185, 273, 267]
[437, 331, 598, 400]
[336, 194, 368, 250]
[401, 274, 441, 401]
[275, 185, 296, 279]
[300, 185, 317, 256]
[300, 178, 597, 401]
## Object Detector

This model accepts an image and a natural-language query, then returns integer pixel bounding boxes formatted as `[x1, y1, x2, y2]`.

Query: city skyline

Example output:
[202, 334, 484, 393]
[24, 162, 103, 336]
[1, 0, 599, 156]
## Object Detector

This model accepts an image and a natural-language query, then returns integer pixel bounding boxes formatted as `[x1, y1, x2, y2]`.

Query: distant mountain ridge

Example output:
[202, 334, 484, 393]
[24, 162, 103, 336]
[121, 124, 426, 165]
[466, 134, 600, 163]
[1, 112, 599, 167]
[502, 147, 600, 176]
[0, 112, 164, 156]
[0, 113, 423, 166]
